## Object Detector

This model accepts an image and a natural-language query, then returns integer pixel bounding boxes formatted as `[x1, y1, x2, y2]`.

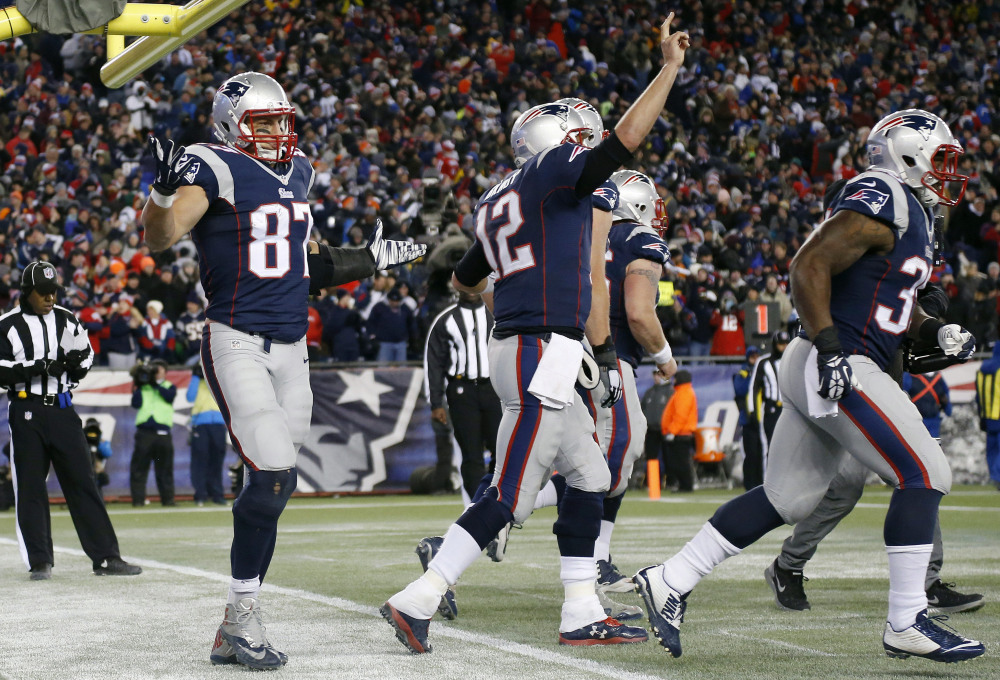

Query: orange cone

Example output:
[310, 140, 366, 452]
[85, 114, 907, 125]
[647, 459, 661, 500]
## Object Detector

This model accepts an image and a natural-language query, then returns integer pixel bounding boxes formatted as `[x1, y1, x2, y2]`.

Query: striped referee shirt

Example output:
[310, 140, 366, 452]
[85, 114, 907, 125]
[424, 301, 493, 409]
[747, 352, 782, 424]
[0, 304, 95, 396]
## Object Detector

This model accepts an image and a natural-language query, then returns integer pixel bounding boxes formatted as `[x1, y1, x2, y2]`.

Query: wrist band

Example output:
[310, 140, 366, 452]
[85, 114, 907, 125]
[812, 325, 842, 354]
[149, 187, 175, 209]
[650, 343, 673, 365]
[481, 274, 495, 295]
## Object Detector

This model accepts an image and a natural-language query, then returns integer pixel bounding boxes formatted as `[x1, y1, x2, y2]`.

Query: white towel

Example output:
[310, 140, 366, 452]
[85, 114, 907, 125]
[805, 346, 840, 418]
[528, 334, 584, 409]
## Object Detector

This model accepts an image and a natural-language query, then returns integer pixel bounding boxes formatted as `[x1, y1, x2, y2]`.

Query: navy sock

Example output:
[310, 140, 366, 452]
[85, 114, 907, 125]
[884, 488, 942, 546]
[603, 492, 624, 523]
[708, 485, 785, 549]
[456, 486, 514, 549]
[554, 486, 603, 557]
[471, 472, 494, 504]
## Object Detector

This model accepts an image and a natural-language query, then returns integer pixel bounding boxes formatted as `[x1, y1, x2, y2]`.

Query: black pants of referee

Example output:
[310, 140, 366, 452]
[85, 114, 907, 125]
[130, 429, 175, 506]
[9, 399, 121, 570]
[441, 378, 502, 498]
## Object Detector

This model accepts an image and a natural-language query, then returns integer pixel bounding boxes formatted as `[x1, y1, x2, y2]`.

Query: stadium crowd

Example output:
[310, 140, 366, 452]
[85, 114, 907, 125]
[1, 0, 1000, 364]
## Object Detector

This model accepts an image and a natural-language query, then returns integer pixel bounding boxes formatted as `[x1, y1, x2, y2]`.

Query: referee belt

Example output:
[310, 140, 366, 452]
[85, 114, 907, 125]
[9, 391, 73, 408]
[452, 376, 491, 384]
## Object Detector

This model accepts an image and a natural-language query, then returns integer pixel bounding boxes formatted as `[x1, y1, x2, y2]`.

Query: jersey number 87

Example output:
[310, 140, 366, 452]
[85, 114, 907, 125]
[248, 202, 312, 279]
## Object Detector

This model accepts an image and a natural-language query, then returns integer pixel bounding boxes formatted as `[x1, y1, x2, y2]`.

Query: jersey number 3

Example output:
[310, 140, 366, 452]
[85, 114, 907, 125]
[874, 256, 930, 335]
[475, 192, 535, 277]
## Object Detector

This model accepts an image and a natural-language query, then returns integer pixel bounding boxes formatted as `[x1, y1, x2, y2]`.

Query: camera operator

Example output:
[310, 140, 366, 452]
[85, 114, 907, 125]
[129, 358, 177, 507]
[84, 418, 112, 494]
[2, 261, 141, 579]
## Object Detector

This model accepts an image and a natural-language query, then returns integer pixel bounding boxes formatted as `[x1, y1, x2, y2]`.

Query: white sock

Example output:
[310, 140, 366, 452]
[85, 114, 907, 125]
[227, 576, 260, 604]
[426, 523, 483, 586]
[594, 520, 614, 563]
[534, 479, 559, 509]
[559, 556, 605, 632]
[388, 569, 448, 619]
[886, 544, 933, 630]
[662, 521, 741, 594]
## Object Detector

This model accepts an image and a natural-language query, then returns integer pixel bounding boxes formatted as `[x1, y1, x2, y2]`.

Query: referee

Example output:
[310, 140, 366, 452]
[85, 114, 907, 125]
[1, 261, 141, 580]
[424, 289, 502, 499]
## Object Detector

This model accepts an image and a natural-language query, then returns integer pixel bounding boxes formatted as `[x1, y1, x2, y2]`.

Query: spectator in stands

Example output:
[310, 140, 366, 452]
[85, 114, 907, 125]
[105, 297, 142, 369]
[138, 300, 176, 362]
[323, 290, 363, 362]
[175, 293, 205, 366]
[368, 287, 417, 362]
[709, 291, 745, 356]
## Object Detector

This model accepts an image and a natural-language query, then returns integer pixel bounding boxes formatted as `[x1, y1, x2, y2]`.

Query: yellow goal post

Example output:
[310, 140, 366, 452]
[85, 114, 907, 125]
[0, 0, 253, 89]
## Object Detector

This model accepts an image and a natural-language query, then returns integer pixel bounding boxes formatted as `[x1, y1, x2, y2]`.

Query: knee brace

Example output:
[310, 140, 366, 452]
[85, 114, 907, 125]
[553, 486, 604, 557]
[233, 468, 297, 530]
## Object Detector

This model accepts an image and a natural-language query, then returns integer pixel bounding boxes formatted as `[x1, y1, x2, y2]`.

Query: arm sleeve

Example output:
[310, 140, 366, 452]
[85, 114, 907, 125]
[424, 319, 450, 409]
[453, 241, 493, 288]
[575, 133, 633, 199]
[186, 376, 199, 402]
[308, 245, 377, 294]
[158, 382, 177, 404]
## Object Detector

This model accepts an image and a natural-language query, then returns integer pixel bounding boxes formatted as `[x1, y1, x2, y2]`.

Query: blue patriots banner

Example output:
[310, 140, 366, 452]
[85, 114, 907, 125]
[3, 362, 982, 500]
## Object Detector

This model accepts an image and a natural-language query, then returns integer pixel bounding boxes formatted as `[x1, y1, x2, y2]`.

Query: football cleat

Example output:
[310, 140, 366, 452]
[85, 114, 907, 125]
[634, 565, 687, 658]
[381, 602, 432, 654]
[558, 617, 648, 646]
[486, 521, 519, 562]
[93, 556, 142, 576]
[597, 585, 643, 621]
[415, 536, 457, 620]
[597, 557, 634, 593]
[214, 598, 287, 670]
[29, 564, 52, 580]
[883, 610, 985, 662]
[926, 580, 984, 615]
[764, 558, 810, 611]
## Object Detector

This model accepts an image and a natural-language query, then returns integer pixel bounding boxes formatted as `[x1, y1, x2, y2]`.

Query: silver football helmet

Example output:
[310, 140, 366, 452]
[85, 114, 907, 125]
[866, 109, 967, 207]
[212, 72, 297, 163]
[556, 97, 606, 148]
[611, 170, 667, 237]
[510, 103, 588, 168]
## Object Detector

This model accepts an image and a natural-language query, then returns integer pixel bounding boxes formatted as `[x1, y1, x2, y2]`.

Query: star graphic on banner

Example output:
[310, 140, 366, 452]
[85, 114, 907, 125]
[337, 369, 393, 416]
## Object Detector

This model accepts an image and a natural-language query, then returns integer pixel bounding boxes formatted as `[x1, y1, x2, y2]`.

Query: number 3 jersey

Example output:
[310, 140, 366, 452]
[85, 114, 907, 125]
[180, 143, 315, 342]
[824, 169, 935, 371]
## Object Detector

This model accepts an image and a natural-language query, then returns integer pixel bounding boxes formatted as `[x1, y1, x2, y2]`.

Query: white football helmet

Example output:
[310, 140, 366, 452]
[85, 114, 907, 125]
[510, 103, 588, 168]
[212, 72, 297, 163]
[866, 109, 967, 207]
[611, 170, 667, 237]
[556, 97, 606, 148]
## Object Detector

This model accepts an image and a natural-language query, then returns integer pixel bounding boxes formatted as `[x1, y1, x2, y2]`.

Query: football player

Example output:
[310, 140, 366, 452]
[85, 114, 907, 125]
[382, 15, 690, 653]
[633, 109, 985, 663]
[141, 71, 425, 670]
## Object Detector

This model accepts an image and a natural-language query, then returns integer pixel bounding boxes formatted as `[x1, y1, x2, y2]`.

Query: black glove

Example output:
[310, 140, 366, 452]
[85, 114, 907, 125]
[25, 361, 49, 378]
[593, 339, 623, 408]
[43, 359, 68, 378]
[813, 326, 857, 401]
[366, 218, 427, 269]
[916, 284, 949, 319]
[64, 349, 89, 368]
[148, 135, 195, 196]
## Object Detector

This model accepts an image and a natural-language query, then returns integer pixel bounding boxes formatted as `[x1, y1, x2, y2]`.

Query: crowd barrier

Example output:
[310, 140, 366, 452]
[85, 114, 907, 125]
[4, 357, 987, 500]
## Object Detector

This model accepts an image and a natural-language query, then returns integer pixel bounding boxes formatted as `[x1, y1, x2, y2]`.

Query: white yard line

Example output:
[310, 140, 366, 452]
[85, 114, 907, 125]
[710, 630, 839, 657]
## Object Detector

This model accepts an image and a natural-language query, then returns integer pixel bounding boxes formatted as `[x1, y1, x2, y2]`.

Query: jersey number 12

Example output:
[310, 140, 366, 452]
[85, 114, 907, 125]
[475, 192, 535, 278]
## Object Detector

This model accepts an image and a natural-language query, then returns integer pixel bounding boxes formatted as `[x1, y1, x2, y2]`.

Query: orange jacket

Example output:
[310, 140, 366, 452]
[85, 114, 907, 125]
[661, 382, 698, 436]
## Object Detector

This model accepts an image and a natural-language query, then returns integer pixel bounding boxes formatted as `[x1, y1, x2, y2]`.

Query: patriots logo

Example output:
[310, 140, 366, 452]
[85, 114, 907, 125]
[642, 242, 670, 259]
[183, 161, 200, 184]
[874, 111, 938, 141]
[296, 368, 422, 491]
[592, 186, 618, 209]
[845, 187, 890, 215]
[219, 80, 251, 107]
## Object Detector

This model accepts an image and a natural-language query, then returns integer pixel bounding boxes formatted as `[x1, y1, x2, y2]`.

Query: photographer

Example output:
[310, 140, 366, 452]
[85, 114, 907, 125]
[84, 418, 113, 494]
[129, 358, 177, 507]
[186, 363, 228, 506]
[2, 261, 141, 579]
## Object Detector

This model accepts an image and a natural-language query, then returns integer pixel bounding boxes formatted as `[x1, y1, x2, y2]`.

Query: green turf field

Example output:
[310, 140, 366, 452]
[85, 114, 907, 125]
[2, 486, 997, 679]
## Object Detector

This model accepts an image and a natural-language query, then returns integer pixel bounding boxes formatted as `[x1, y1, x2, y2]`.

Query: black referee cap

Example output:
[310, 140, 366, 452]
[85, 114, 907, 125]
[21, 261, 62, 296]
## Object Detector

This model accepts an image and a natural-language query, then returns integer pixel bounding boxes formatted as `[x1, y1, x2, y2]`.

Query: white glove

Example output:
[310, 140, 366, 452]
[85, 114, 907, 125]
[367, 218, 427, 269]
[937, 324, 975, 360]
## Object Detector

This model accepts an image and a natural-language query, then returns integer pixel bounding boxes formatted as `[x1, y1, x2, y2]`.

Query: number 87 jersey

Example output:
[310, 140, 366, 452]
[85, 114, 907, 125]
[825, 170, 935, 371]
[180, 143, 315, 343]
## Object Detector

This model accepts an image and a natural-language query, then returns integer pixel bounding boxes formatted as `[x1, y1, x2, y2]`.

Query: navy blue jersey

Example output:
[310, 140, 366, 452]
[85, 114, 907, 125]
[825, 170, 935, 370]
[474, 143, 594, 336]
[606, 220, 670, 367]
[181, 144, 315, 342]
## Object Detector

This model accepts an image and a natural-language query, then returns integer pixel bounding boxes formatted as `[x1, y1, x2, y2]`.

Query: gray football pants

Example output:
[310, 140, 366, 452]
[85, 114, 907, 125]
[776, 454, 944, 589]
[488, 335, 610, 523]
